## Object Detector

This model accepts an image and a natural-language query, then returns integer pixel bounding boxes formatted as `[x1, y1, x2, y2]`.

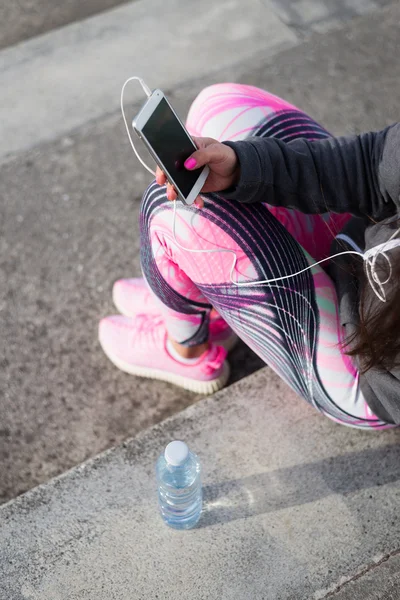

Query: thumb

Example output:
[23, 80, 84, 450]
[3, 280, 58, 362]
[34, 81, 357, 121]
[184, 143, 227, 170]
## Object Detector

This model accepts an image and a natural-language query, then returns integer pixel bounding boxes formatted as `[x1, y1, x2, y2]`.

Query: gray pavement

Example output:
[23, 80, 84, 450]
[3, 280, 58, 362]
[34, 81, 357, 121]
[0, 0, 297, 162]
[0, 0, 391, 52]
[0, 0, 389, 163]
[2, 367, 400, 599]
[1, 1, 400, 505]
[0, 0, 130, 49]
[0, 95, 264, 504]
[266, 0, 392, 34]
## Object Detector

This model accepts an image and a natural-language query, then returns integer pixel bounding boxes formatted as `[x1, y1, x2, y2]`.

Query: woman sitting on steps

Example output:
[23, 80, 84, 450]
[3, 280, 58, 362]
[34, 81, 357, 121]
[99, 83, 400, 430]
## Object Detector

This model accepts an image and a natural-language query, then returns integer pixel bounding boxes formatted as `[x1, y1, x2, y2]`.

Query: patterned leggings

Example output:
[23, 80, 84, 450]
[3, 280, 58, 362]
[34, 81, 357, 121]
[140, 83, 392, 429]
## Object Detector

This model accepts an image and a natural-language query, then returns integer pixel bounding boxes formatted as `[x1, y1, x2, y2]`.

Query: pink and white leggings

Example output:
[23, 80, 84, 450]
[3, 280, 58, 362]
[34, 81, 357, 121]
[140, 83, 394, 429]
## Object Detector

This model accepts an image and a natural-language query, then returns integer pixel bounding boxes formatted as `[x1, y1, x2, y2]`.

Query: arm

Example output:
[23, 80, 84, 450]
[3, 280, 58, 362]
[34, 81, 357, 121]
[222, 123, 400, 220]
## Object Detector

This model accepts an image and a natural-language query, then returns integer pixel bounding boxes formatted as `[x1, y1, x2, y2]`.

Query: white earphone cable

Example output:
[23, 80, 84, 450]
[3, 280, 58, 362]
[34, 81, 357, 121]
[171, 199, 365, 286]
[120, 77, 156, 177]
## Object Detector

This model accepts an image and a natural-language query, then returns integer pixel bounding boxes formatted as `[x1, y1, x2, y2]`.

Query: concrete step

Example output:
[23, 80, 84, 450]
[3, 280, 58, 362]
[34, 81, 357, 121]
[0, 0, 391, 163]
[0, 0, 132, 50]
[0, 71, 265, 504]
[1, 0, 399, 506]
[2, 366, 400, 599]
[0, 0, 391, 51]
[0, 0, 298, 163]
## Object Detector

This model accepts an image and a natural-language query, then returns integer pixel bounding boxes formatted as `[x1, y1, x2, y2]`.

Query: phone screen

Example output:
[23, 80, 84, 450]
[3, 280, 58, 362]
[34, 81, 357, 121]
[141, 98, 200, 198]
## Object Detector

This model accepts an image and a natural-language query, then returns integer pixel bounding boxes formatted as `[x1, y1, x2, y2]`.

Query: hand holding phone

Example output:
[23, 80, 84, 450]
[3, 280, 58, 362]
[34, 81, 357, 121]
[132, 90, 239, 206]
[157, 136, 240, 208]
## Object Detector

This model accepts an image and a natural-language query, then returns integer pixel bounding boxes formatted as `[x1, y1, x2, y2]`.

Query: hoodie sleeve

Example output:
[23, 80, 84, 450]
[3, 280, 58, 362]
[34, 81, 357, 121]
[221, 123, 400, 221]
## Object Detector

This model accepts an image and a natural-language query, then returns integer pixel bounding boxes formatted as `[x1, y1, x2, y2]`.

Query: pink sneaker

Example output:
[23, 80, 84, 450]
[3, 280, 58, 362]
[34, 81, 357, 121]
[99, 314, 230, 394]
[112, 277, 238, 352]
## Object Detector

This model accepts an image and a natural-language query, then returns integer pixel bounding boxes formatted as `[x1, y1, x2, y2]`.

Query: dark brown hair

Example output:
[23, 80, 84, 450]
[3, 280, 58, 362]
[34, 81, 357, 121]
[346, 246, 400, 373]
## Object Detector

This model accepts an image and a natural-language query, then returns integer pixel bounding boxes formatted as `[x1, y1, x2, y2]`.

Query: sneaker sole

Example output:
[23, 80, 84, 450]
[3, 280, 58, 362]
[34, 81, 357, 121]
[99, 339, 231, 395]
[113, 289, 239, 354]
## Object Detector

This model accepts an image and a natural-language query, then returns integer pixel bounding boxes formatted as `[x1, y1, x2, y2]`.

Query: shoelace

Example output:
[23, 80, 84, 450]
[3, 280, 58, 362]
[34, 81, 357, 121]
[131, 314, 164, 347]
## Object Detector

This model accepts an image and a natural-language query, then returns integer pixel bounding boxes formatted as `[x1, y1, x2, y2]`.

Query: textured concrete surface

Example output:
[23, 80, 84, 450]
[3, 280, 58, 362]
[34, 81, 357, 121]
[1, 1, 400, 504]
[0, 0, 387, 162]
[0, 0, 390, 51]
[325, 552, 400, 599]
[1, 368, 400, 599]
[0, 0, 130, 50]
[235, 1, 400, 136]
[0, 94, 264, 505]
[0, 0, 297, 162]
[266, 0, 392, 34]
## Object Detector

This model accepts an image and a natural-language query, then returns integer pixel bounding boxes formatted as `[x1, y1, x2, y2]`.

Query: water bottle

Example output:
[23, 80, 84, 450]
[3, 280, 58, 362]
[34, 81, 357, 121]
[156, 440, 202, 530]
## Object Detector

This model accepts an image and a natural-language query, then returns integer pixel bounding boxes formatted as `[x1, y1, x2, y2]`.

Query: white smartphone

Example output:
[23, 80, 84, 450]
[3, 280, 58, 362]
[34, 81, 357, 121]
[132, 89, 209, 205]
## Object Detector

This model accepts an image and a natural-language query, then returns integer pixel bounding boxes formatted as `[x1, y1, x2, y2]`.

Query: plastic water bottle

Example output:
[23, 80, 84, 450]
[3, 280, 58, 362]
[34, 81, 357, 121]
[156, 440, 202, 530]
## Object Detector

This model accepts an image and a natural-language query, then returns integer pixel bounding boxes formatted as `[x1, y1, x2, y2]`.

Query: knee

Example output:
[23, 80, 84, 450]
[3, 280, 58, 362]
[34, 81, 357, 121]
[187, 83, 236, 134]
[190, 83, 232, 107]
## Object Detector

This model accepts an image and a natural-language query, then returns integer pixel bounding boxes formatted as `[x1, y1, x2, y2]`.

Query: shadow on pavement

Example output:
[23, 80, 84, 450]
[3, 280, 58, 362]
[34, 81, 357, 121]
[200, 441, 400, 527]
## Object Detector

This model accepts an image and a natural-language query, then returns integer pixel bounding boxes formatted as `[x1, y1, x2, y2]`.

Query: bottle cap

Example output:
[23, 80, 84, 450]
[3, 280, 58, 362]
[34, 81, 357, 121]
[165, 441, 189, 466]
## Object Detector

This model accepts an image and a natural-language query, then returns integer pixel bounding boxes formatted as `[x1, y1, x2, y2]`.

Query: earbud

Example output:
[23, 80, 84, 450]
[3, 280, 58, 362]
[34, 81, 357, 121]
[363, 234, 400, 302]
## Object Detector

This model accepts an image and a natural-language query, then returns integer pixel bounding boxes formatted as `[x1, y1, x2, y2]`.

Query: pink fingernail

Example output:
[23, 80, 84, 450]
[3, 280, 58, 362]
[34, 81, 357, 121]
[184, 157, 197, 169]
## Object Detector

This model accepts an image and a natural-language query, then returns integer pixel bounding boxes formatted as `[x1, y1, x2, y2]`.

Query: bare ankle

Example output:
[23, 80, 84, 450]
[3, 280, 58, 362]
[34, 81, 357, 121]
[169, 338, 209, 359]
